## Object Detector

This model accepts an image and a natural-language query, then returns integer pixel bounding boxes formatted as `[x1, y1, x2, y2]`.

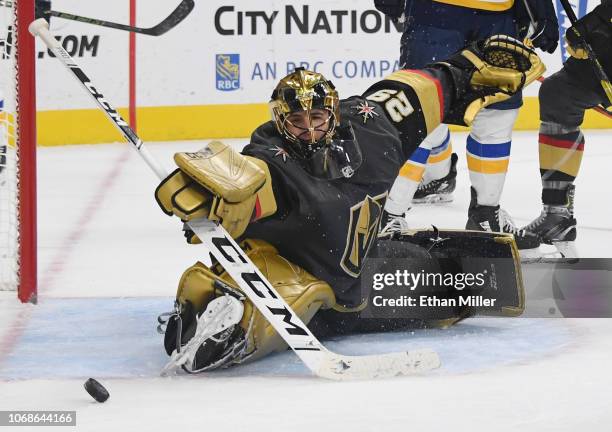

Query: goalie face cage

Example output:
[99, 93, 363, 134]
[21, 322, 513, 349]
[1, 0, 37, 303]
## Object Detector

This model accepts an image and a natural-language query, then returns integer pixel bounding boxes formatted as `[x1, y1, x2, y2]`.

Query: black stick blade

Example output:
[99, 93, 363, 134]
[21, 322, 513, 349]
[48, 0, 194, 36]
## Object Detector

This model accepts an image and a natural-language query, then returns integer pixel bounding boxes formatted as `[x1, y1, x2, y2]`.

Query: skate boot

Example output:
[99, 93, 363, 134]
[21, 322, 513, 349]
[413, 153, 458, 204]
[465, 187, 540, 253]
[523, 185, 577, 258]
[160, 293, 247, 375]
[379, 209, 410, 238]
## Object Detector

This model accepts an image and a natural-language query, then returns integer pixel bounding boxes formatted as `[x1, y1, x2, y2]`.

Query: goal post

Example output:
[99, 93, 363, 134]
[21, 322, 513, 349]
[1, 0, 37, 303]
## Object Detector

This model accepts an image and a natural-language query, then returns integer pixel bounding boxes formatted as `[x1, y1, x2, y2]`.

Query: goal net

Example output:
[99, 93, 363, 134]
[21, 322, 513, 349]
[1, 0, 37, 302]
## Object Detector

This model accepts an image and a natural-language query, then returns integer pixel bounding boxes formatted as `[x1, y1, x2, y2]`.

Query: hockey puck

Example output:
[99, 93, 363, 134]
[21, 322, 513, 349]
[84, 378, 110, 403]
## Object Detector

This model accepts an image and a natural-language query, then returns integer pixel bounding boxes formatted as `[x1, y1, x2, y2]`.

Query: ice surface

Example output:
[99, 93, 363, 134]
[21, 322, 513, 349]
[1, 131, 611, 431]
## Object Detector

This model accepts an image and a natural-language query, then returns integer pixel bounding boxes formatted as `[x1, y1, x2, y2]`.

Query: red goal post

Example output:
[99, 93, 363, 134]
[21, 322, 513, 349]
[1, 0, 37, 303]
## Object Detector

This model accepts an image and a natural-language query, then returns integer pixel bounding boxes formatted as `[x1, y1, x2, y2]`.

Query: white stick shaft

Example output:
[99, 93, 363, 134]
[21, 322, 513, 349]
[28, 19, 167, 180]
[519, 0, 538, 39]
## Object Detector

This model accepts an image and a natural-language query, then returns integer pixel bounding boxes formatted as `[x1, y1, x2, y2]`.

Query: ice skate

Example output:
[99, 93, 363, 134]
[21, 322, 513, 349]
[161, 294, 246, 375]
[379, 210, 410, 237]
[465, 187, 540, 255]
[523, 185, 578, 259]
[413, 153, 458, 204]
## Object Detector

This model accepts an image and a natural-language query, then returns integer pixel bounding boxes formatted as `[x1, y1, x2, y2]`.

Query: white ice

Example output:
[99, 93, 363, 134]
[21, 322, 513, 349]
[1, 130, 611, 432]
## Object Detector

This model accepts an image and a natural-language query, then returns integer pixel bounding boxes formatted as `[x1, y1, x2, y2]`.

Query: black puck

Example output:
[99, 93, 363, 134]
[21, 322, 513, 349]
[84, 378, 110, 403]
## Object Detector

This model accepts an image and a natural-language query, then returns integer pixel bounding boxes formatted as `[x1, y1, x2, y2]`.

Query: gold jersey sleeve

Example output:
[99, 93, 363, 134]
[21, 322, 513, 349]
[433, 0, 514, 12]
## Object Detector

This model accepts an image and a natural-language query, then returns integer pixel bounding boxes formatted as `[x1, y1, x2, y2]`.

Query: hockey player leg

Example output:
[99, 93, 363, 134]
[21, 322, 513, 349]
[466, 108, 517, 207]
[413, 125, 458, 205]
[521, 69, 598, 258]
[382, 142, 432, 235]
[527, 119, 581, 257]
[382, 126, 457, 234]
[161, 239, 336, 373]
[463, 108, 539, 253]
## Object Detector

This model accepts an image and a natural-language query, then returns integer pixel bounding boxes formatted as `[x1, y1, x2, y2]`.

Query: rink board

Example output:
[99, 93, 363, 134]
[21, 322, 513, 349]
[26, 0, 607, 146]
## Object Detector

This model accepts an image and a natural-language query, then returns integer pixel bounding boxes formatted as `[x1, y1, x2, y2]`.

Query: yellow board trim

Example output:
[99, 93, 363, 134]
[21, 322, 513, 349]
[433, 0, 514, 12]
[35, 97, 609, 146]
[37, 104, 270, 146]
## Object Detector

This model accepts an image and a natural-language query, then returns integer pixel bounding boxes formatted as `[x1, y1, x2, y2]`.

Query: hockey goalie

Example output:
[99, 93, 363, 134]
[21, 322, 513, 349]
[155, 36, 545, 373]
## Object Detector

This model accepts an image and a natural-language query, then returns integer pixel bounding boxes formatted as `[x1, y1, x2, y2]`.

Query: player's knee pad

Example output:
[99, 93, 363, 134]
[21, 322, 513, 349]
[539, 77, 566, 122]
[538, 74, 562, 109]
[469, 108, 518, 144]
[538, 76, 586, 128]
[167, 239, 336, 363]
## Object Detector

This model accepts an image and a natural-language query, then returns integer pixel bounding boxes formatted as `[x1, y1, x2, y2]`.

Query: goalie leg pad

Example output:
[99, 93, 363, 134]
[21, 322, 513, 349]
[399, 228, 525, 317]
[168, 239, 336, 369]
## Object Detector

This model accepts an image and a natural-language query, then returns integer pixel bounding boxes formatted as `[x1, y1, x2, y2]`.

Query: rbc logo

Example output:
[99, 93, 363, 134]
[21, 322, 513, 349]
[216, 54, 240, 91]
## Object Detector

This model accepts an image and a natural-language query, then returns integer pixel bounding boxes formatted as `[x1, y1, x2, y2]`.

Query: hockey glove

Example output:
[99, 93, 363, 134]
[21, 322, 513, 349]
[436, 35, 545, 125]
[565, 4, 612, 61]
[515, 0, 559, 54]
[155, 141, 276, 239]
[35, 0, 52, 23]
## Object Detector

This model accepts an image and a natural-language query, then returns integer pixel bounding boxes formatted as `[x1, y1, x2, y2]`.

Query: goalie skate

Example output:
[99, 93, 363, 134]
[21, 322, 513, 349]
[161, 295, 245, 375]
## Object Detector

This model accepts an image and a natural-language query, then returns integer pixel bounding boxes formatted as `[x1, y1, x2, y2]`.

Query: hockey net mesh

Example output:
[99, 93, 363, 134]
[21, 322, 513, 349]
[0, 0, 19, 291]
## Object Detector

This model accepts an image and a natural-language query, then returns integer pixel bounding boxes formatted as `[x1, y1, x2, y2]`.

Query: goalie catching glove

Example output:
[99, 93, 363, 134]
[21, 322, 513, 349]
[155, 141, 277, 240]
[436, 35, 545, 125]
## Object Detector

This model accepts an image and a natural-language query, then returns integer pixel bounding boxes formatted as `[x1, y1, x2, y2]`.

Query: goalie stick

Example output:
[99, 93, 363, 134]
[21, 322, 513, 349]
[29, 18, 441, 380]
[0, 0, 194, 36]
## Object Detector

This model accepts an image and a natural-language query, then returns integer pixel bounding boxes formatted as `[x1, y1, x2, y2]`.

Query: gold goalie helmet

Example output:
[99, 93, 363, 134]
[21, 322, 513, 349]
[269, 68, 362, 179]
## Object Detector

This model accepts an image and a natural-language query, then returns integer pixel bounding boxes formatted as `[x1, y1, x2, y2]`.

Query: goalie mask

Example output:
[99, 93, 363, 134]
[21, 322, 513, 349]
[270, 68, 362, 179]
